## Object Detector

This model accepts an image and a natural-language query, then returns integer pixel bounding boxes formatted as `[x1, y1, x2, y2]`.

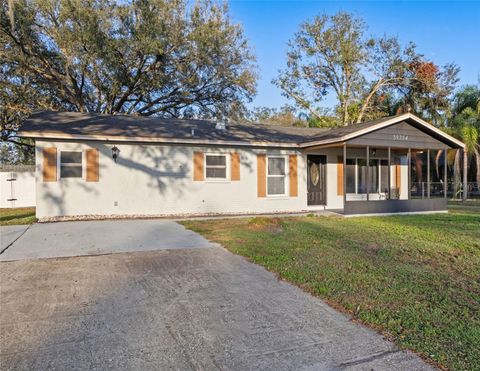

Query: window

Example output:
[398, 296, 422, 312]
[267, 157, 286, 195]
[205, 154, 227, 179]
[60, 151, 82, 178]
[346, 158, 388, 194]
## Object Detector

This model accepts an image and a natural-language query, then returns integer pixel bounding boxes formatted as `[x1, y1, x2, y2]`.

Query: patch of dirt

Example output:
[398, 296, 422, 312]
[364, 242, 382, 255]
[247, 217, 284, 233]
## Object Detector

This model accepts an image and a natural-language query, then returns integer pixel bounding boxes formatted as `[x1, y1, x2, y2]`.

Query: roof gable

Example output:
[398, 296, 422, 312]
[301, 113, 464, 149]
[347, 121, 449, 149]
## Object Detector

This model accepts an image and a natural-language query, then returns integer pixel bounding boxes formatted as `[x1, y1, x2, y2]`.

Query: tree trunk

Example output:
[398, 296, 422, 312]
[356, 96, 371, 124]
[341, 99, 349, 126]
[356, 81, 382, 124]
[7, 0, 15, 32]
[435, 149, 443, 180]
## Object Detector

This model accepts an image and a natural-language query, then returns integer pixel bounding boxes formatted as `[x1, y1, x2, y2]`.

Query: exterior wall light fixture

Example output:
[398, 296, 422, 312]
[111, 146, 120, 162]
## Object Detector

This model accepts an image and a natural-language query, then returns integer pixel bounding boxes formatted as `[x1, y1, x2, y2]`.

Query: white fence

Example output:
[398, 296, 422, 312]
[0, 165, 36, 208]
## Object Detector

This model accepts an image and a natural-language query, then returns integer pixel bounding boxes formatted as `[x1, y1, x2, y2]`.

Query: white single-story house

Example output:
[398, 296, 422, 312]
[18, 111, 465, 219]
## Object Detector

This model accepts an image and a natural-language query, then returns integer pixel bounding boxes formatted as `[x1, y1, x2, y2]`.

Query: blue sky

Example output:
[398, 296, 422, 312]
[228, 0, 480, 110]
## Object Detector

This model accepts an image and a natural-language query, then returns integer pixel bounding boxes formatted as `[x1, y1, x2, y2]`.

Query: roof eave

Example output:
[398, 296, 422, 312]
[17, 131, 301, 149]
[18, 112, 465, 150]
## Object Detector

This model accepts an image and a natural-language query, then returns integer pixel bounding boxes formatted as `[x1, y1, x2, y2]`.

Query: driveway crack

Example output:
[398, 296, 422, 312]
[337, 349, 400, 369]
[0, 223, 33, 256]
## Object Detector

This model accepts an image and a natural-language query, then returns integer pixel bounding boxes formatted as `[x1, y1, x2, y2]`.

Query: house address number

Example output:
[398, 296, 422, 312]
[393, 134, 409, 141]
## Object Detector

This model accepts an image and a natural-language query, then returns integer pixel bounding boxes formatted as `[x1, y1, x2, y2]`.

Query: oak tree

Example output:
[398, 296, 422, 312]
[0, 0, 257, 146]
[275, 12, 459, 126]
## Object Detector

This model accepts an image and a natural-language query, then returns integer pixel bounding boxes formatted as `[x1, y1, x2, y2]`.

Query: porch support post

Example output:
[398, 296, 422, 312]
[366, 146, 370, 201]
[343, 143, 347, 206]
[407, 148, 411, 200]
[463, 148, 468, 201]
[388, 147, 391, 200]
[427, 149, 430, 199]
[444, 149, 448, 199]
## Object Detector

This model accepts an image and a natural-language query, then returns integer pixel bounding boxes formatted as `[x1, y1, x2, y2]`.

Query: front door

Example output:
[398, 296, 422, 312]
[307, 155, 326, 205]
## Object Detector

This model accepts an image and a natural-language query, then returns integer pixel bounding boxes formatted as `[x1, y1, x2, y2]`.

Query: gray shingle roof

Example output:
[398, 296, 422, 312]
[19, 111, 331, 145]
[18, 111, 463, 148]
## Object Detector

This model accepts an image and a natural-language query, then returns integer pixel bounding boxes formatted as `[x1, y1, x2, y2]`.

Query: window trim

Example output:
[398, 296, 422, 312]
[59, 150, 83, 179]
[266, 155, 288, 197]
[204, 153, 230, 181]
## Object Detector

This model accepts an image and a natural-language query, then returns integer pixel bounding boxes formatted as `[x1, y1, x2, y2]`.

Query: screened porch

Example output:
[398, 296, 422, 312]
[338, 144, 461, 215]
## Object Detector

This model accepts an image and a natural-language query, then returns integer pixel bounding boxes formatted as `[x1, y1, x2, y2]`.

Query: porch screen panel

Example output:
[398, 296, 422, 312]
[395, 165, 402, 198]
[430, 149, 445, 198]
[357, 159, 367, 194]
[368, 159, 379, 193]
[392, 150, 407, 200]
[411, 150, 428, 199]
[380, 160, 389, 194]
[346, 159, 355, 193]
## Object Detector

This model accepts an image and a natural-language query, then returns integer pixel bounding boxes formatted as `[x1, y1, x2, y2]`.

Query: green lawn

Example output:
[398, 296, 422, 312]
[0, 207, 36, 226]
[182, 211, 480, 370]
[448, 199, 480, 214]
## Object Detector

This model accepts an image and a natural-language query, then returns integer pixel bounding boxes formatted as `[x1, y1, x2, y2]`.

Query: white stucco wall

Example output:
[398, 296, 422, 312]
[0, 170, 36, 208]
[35, 140, 313, 218]
[35, 140, 411, 218]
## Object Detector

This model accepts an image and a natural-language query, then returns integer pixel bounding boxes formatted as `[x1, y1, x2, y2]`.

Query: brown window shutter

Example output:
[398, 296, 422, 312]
[337, 156, 344, 196]
[257, 154, 266, 197]
[395, 165, 401, 193]
[43, 147, 57, 182]
[86, 149, 99, 182]
[289, 154, 298, 197]
[231, 152, 240, 181]
[193, 151, 204, 181]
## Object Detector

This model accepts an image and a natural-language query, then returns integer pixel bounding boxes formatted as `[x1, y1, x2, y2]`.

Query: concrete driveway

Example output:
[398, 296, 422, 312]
[0, 233, 433, 370]
[0, 219, 212, 261]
